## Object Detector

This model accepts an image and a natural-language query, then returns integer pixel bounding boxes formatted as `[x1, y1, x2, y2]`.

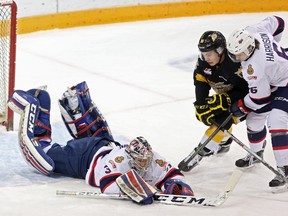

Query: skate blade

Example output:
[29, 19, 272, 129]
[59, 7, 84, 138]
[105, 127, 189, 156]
[271, 183, 288, 194]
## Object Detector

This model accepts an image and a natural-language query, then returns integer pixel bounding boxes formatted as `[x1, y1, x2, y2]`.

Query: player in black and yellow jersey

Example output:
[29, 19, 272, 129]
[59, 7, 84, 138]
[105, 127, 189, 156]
[179, 31, 249, 171]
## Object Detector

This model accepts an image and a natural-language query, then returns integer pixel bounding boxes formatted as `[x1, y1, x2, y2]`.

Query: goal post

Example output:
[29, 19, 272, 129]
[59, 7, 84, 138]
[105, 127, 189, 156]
[0, 0, 17, 131]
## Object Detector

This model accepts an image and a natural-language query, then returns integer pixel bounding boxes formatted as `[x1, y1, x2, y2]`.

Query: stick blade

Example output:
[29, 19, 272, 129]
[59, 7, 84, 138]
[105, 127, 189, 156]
[205, 169, 243, 207]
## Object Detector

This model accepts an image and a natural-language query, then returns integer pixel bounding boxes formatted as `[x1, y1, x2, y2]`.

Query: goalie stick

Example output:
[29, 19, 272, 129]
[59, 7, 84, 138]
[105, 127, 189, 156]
[56, 169, 243, 207]
[178, 113, 233, 171]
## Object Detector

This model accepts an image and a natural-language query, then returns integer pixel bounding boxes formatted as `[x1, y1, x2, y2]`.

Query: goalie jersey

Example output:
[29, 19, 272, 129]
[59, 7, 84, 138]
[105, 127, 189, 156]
[85, 145, 184, 194]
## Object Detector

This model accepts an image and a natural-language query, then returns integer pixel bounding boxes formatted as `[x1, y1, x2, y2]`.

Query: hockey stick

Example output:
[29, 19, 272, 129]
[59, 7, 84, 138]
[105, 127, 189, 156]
[56, 190, 208, 206]
[205, 168, 243, 206]
[212, 120, 288, 184]
[56, 168, 242, 207]
[178, 113, 233, 171]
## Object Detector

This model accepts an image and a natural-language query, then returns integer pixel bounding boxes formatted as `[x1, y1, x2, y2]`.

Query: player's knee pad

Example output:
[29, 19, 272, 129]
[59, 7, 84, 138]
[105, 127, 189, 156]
[58, 81, 113, 140]
[268, 109, 288, 151]
[247, 127, 267, 143]
[270, 131, 288, 166]
[271, 132, 288, 147]
[8, 90, 55, 176]
[247, 127, 267, 152]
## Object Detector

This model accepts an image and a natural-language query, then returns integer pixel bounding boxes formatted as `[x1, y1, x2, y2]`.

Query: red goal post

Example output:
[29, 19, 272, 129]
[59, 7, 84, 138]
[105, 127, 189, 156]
[0, 0, 17, 131]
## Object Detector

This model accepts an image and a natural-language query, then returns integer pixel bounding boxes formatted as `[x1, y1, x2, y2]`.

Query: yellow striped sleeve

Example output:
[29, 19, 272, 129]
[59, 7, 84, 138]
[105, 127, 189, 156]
[195, 73, 208, 83]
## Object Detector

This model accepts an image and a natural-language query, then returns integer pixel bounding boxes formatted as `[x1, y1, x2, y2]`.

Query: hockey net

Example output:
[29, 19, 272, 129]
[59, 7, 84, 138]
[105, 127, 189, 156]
[0, 0, 17, 130]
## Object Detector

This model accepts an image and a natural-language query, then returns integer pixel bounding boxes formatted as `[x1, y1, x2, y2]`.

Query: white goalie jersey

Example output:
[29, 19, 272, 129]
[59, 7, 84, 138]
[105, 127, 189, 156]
[241, 16, 288, 111]
[85, 145, 184, 194]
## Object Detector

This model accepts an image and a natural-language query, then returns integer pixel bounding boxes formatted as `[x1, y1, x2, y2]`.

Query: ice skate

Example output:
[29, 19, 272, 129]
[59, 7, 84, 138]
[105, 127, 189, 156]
[217, 138, 232, 154]
[269, 166, 288, 193]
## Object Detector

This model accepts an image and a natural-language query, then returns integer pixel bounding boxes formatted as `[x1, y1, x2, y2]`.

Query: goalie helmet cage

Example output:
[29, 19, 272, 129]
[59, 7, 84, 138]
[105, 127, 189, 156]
[0, 0, 17, 131]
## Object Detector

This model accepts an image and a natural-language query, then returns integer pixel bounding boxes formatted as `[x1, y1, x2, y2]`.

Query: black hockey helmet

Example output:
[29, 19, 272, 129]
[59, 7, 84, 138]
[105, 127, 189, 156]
[198, 31, 226, 54]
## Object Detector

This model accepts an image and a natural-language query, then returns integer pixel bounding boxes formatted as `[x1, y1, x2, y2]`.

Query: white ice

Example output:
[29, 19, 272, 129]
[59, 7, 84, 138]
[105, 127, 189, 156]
[1, 12, 288, 216]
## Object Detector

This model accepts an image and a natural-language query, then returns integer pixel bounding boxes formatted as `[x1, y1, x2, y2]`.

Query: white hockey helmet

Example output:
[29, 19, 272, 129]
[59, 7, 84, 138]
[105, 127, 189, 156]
[227, 29, 255, 60]
[125, 136, 153, 172]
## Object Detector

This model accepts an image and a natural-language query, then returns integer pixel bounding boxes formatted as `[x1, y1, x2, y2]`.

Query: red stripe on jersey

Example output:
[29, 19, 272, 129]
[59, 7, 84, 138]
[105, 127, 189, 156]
[273, 146, 288, 150]
[126, 171, 145, 195]
[100, 173, 122, 193]
[101, 179, 117, 193]
[249, 136, 266, 144]
[269, 129, 288, 133]
[87, 149, 112, 187]
[238, 99, 251, 113]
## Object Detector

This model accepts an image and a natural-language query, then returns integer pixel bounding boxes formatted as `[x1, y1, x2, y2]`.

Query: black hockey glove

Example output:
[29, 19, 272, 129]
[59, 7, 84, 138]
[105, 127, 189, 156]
[207, 93, 232, 115]
[212, 112, 234, 130]
[194, 103, 215, 126]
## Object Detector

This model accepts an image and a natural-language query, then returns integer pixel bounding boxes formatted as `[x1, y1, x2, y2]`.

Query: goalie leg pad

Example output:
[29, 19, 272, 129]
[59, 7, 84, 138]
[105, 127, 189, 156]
[27, 88, 52, 147]
[8, 90, 38, 114]
[8, 90, 55, 176]
[58, 81, 113, 140]
[116, 170, 157, 204]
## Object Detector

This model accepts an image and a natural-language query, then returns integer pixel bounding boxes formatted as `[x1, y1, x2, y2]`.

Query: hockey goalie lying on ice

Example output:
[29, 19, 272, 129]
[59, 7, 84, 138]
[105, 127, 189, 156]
[7, 81, 194, 205]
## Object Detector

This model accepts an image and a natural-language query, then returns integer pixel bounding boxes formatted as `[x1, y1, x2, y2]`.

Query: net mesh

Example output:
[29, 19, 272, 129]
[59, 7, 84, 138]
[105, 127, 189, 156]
[0, 1, 15, 128]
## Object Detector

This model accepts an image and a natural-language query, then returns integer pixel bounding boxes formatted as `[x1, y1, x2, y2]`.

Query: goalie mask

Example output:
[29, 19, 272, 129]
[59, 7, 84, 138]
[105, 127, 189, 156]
[125, 136, 153, 173]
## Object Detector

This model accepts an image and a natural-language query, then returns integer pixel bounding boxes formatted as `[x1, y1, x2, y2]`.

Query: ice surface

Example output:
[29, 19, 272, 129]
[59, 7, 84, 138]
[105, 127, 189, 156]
[1, 12, 288, 216]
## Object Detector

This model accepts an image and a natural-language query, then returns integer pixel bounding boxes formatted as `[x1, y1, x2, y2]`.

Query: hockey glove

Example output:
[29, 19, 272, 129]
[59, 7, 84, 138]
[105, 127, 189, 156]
[230, 99, 250, 117]
[194, 103, 215, 126]
[116, 170, 156, 205]
[212, 112, 234, 130]
[207, 93, 231, 115]
[164, 179, 194, 196]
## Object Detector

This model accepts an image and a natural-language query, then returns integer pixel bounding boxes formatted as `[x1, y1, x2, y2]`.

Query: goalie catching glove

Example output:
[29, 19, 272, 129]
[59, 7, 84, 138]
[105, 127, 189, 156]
[163, 179, 194, 196]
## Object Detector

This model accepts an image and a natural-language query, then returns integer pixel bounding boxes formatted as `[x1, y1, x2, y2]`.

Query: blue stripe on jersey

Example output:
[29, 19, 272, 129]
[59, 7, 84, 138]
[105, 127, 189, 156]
[155, 167, 183, 190]
[273, 16, 285, 36]
[247, 127, 267, 143]
[100, 173, 122, 193]
[87, 149, 112, 187]
[250, 95, 271, 105]
[272, 133, 288, 150]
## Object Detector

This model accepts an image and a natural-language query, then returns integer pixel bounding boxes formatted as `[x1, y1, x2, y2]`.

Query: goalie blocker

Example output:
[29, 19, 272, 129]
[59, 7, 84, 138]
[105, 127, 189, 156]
[116, 170, 194, 205]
